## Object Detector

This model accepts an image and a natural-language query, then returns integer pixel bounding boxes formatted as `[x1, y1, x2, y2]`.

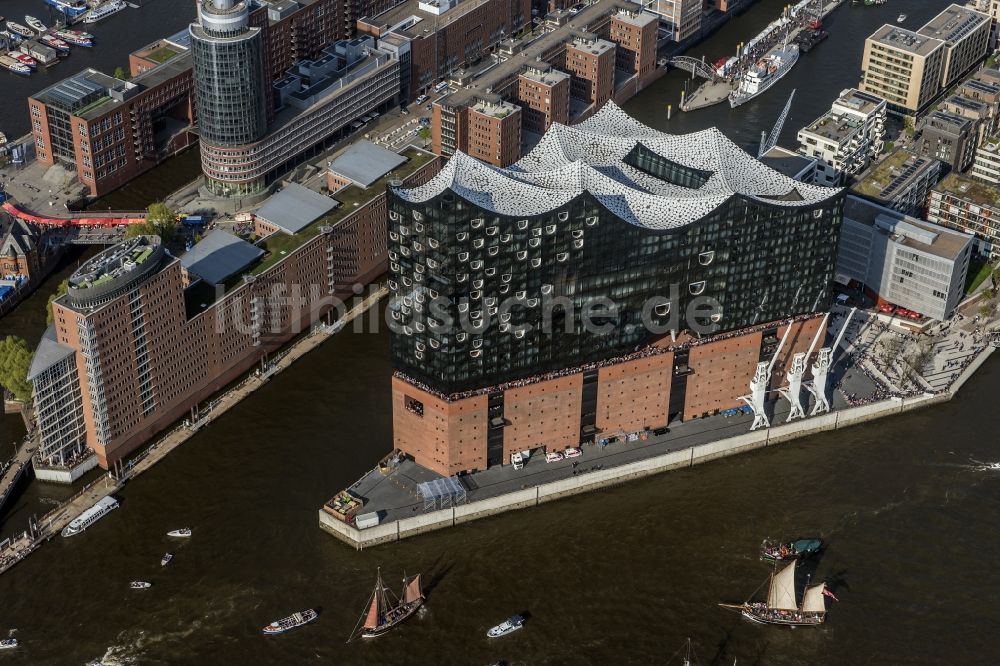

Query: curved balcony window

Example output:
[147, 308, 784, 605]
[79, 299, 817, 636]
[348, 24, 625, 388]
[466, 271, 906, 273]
[473, 239, 484, 249]
[391, 311, 400, 321]
[456, 332, 467, 342]
[546, 224, 556, 234]
[485, 267, 496, 276]
[411, 211, 424, 222]
[390, 262, 400, 272]
[414, 264, 425, 274]
[517, 251, 527, 260]
[557, 212, 568, 222]
[429, 289, 439, 299]
[485, 297, 496, 306]
[471, 218, 484, 229]
[526, 298, 538, 307]
[389, 211, 400, 221]
[557, 253, 568, 262]
[413, 242, 424, 252]
[531, 258, 541, 268]
[699, 251, 715, 266]
[402, 276, 412, 286]
[403, 325, 413, 335]
[516, 290, 526, 300]
[532, 227, 542, 237]
[428, 238, 439, 249]
[389, 231, 399, 241]
[813, 209, 824, 219]
[529, 238, 541, 248]
[502, 273, 512, 283]
[499, 285, 510, 294]
[427, 258, 439, 269]
[471, 310, 482, 320]
[389, 251, 399, 261]
[517, 219, 528, 230]
[573, 240, 584, 249]
[458, 302, 469, 313]
[457, 232, 468, 241]
[400, 226, 410, 236]
[473, 279, 483, 289]
[585, 216, 597, 226]
[458, 252, 469, 262]
[488, 247, 499, 256]
[470, 349, 482, 358]
[415, 350, 424, 360]
[689, 281, 706, 295]
[457, 273, 468, 282]
[488, 306, 498, 315]
[399, 246, 411, 257]
[429, 339, 440, 349]
[414, 222, 424, 233]
[416, 341, 426, 352]
[541, 284, 553, 295]
[501, 234, 511, 243]
[514, 329, 525, 339]
[572, 230, 584, 239]
[471, 290, 482, 299]
[486, 226, 498, 235]
[388, 280, 398, 290]
[654, 303, 671, 316]
[499, 322, 510, 333]
[471, 260, 483, 269]
[472, 339, 483, 349]
[500, 313, 511, 323]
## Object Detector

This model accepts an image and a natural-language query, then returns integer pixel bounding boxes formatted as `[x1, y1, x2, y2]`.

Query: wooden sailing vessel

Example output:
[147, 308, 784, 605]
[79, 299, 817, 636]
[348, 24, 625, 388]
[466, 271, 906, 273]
[350, 569, 424, 640]
[720, 561, 828, 627]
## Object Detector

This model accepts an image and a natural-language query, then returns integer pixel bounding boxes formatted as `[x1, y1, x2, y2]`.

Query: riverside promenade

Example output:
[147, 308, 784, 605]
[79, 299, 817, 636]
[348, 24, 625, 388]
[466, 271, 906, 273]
[0, 287, 387, 577]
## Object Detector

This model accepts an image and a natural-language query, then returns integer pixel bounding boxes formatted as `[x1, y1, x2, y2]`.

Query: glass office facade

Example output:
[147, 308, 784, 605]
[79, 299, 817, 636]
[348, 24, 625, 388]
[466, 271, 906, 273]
[387, 147, 845, 395]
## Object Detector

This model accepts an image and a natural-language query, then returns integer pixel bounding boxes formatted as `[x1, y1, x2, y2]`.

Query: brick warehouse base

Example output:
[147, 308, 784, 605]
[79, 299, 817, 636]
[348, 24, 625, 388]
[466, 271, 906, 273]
[392, 316, 826, 476]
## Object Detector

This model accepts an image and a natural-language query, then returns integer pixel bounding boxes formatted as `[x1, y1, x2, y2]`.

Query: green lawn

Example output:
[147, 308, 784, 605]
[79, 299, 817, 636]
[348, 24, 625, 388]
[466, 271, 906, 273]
[146, 46, 180, 64]
[965, 257, 993, 294]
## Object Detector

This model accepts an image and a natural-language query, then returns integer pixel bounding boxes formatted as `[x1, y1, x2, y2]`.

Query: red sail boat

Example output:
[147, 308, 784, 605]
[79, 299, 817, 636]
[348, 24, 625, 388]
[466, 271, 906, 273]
[349, 568, 425, 640]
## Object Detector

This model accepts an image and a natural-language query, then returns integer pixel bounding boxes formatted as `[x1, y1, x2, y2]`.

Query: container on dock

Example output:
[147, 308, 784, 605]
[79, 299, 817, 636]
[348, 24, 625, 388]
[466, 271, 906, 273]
[355, 512, 380, 529]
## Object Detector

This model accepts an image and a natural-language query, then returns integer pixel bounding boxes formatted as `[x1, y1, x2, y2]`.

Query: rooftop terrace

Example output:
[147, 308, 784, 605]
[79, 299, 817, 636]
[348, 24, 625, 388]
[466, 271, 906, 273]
[853, 149, 927, 198]
[918, 3, 989, 46]
[934, 172, 1000, 207]
[869, 24, 942, 57]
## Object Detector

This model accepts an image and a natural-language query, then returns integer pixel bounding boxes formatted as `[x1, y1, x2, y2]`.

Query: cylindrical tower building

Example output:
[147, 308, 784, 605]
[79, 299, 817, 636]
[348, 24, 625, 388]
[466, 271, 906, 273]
[190, 0, 268, 196]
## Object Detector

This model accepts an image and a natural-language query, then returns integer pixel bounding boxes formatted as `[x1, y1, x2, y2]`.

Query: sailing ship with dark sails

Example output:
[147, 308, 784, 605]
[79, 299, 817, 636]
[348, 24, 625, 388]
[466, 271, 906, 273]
[720, 561, 829, 627]
[350, 569, 424, 640]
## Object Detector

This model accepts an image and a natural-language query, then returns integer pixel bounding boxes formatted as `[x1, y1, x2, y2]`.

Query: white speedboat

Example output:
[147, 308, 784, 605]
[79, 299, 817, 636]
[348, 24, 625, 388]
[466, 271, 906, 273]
[130, 581, 152, 589]
[0, 639, 17, 649]
[487, 615, 524, 638]
[24, 16, 48, 33]
[167, 528, 192, 537]
[897, 14, 907, 23]
[160, 553, 173, 566]
[5, 22, 34, 38]
[83, 1, 127, 24]
[61, 496, 119, 537]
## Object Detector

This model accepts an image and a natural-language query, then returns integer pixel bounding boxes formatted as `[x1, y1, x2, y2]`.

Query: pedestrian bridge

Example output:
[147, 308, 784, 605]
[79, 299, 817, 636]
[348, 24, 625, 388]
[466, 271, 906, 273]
[2, 201, 145, 229]
[667, 56, 719, 81]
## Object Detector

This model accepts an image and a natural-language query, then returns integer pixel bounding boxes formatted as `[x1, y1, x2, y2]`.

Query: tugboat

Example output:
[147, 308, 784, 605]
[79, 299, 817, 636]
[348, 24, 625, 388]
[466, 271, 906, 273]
[350, 569, 424, 640]
[166, 528, 192, 538]
[486, 615, 524, 638]
[160, 553, 173, 567]
[262, 608, 319, 635]
[719, 561, 830, 627]
[24, 16, 47, 33]
[129, 581, 152, 590]
[5, 22, 34, 39]
[759, 537, 824, 562]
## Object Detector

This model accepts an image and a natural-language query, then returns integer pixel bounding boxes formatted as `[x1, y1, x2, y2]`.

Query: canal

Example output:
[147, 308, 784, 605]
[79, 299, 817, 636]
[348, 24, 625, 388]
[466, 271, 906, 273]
[2, 1, 996, 664]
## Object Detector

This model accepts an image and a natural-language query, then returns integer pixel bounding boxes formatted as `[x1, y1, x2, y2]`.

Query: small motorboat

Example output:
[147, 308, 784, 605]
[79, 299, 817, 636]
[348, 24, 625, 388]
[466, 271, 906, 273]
[5, 22, 33, 38]
[563, 447, 582, 458]
[897, 13, 907, 23]
[760, 537, 824, 562]
[545, 451, 564, 463]
[39, 34, 69, 52]
[130, 581, 152, 589]
[160, 553, 173, 566]
[167, 528, 192, 538]
[262, 608, 319, 635]
[8, 52, 36, 68]
[487, 615, 524, 638]
[0, 638, 17, 649]
[53, 30, 92, 47]
[24, 16, 47, 33]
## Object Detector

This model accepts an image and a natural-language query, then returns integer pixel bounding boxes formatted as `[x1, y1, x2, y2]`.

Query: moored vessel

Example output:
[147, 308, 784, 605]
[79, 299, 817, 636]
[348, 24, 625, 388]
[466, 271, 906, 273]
[39, 35, 69, 52]
[167, 528, 192, 538]
[83, 1, 127, 24]
[24, 16, 47, 33]
[0, 54, 31, 75]
[5, 22, 33, 38]
[350, 569, 424, 640]
[130, 581, 152, 589]
[719, 561, 831, 627]
[262, 608, 319, 635]
[729, 44, 799, 108]
[54, 30, 93, 47]
[760, 537, 824, 562]
[45, 0, 90, 20]
[0, 30, 22, 45]
[487, 615, 524, 638]
[8, 51, 37, 68]
[61, 496, 119, 537]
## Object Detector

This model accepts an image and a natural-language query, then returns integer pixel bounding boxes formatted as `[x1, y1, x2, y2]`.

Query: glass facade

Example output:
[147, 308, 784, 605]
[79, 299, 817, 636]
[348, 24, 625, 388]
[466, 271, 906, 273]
[387, 147, 844, 395]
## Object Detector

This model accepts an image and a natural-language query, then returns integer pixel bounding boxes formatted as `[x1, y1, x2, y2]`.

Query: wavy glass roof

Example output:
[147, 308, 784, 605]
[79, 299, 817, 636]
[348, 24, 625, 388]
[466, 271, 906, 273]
[396, 102, 842, 229]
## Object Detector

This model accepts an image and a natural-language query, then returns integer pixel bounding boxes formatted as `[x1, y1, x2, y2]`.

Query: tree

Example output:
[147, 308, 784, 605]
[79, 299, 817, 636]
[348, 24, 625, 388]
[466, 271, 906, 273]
[978, 302, 994, 318]
[46, 279, 69, 325]
[113, 66, 129, 81]
[125, 202, 178, 242]
[0, 336, 33, 402]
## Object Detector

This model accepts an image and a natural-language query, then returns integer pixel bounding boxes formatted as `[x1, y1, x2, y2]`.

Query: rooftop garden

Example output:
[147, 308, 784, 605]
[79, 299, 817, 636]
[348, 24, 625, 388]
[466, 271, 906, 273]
[935, 172, 1000, 207]
[145, 45, 180, 64]
[852, 149, 911, 198]
[249, 148, 433, 276]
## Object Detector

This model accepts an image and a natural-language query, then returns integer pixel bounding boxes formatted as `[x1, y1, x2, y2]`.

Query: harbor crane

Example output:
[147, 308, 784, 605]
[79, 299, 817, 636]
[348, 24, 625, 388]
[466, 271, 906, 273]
[758, 89, 796, 158]
[805, 308, 857, 415]
[742, 320, 795, 431]
[778, 312, 828, 421]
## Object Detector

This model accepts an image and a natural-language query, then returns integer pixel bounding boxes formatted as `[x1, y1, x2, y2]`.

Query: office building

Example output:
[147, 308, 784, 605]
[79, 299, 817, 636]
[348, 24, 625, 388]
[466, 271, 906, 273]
[836, 195, 971, 320]
[28, 55, 196, 198]
[561, 35, 616, 108]
[914, 111, 978, 173]
[432, 95, 522, 167]
[387, 103, 844, 475]
[859, 4, 990, 114]
[28, 149, 439, 471]
[797, 88, 887, 186]
[927, 171, 1000, 256]
[648, 0, 702, 42]
[970, 134, 1000, 184]
[517, 65, 571, 136]
[853, 148, 942, 216]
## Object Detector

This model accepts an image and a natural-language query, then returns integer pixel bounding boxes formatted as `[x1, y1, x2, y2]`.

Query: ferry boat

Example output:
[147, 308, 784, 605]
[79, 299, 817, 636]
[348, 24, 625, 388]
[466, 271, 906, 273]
[45, 0, 90, 20]
[7, 51, 36, 68]
[61, 496, 119, 537]
[5, 22, 34, 39]
[130, 581, 152, 589]
[719, 561, 830, 627]
[40, 35, 70, 52]
[53, 30, 93, 47]
[0, 639, 17, 650]
[487, 615, 524, 638]
[262, 608, 319, 635]
[160, 552, 173, 566]
[83, 1, 127, 24]
[760, 537, 824, 562]
[24, 16, 47, 33]
[351, 569, 424, 640]
[167, 528, 192, 537]
[729, 44, 799, 108]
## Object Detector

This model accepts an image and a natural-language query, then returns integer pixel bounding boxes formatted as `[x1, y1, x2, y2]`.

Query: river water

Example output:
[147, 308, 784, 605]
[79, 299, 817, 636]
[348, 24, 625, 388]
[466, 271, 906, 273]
[3, 1, 999, 664]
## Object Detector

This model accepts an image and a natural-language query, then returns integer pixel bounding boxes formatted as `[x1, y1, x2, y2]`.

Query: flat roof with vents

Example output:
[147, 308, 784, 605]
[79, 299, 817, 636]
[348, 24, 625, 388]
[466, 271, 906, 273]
[255, 183, 340, 234]
[180, 230, 264, 284]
